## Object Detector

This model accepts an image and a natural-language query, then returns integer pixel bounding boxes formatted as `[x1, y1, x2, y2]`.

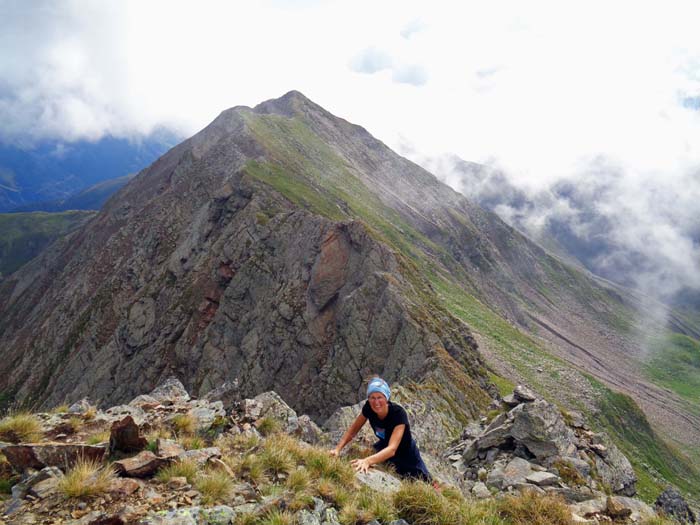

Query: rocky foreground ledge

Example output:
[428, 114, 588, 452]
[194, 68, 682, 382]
[0, 379, 696, 524]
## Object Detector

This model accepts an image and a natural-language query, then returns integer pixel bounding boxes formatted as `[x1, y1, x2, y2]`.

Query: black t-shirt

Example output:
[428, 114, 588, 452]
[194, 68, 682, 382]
[362, 401, 413, 456]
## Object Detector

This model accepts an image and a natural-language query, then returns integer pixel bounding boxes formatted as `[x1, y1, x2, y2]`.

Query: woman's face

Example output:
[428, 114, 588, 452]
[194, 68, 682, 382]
[368, 392, 388, 414]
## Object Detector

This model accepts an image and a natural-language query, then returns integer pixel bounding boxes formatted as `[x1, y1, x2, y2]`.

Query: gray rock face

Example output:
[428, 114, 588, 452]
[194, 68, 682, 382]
[510, 400, 577, 460]
[355, 469, 402, 494]
[593, 440, 636, 496]
[0, 92, 493, 424]
[655, 487, 696, 524]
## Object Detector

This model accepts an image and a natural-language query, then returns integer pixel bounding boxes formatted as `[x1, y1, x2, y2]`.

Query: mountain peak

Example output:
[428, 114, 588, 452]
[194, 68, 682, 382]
[253, 90, 323, 118]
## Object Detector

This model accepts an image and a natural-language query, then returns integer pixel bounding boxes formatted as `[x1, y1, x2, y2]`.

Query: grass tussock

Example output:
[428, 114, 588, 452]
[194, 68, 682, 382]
[86, 430, 110, 445]
[257, 509, 296, 525]
[156, 459, 198, 484]
[57, 458, 116, 498]
[195, 468, 234, 504]
[256, 416, 282, 437]
[340, 486, 398, 524]
[171, 413, 197, 435]
[496, 489, 573, 525]
[0, 412, 42, 443]
[178, 435, 204, 450]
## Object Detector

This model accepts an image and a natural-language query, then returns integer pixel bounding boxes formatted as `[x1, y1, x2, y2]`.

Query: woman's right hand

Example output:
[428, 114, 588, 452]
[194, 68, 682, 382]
[329, 448, 339, 457]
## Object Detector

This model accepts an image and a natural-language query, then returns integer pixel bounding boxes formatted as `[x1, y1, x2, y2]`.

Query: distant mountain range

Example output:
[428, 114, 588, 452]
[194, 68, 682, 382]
[0, 130, 180, 212]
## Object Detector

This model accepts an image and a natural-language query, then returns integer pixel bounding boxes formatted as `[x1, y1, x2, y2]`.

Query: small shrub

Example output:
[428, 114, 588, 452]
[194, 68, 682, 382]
[57, 458, 116, 498]
[256, 416, 281, 437]
[156, 459, 198, 484]
[0, 413, 42, 443]
[171, 413, 196, 435]
[496, 489, 572, 525]
[195, 468, 233, 504]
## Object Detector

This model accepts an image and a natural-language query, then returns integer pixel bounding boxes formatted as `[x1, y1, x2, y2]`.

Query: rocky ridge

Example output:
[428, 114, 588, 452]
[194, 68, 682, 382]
[2, 378, 691, 525]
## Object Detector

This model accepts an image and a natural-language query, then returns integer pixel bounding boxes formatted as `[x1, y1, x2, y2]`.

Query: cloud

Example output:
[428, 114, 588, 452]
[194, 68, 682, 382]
[349, 47, 393, 74]
[419, 153, 700, 305]
[400, 18, 426, 39]
[392, 64, 428, 86]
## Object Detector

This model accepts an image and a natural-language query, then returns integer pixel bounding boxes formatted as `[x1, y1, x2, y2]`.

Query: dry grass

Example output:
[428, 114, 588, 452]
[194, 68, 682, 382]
[156, 459, 198, 484]
[57, 458, 116, 498]
[178, 435, 204, 450]
[256, 416, 281, 437]
[285, 467, 311, 493]
[0, 412, 42, 443]
[496, 489, 573, 525]
[257, 509, 295, 525]
[340, 486, 398, 524]
[195, 468, 233, 504]
[171, 413, 197, 435]
[86, 430, 110, 445]
[51, 404, 70, 413]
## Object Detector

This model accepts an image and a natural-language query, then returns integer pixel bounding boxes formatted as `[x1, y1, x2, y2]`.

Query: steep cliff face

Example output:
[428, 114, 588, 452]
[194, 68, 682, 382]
[0, 93, 492, 420]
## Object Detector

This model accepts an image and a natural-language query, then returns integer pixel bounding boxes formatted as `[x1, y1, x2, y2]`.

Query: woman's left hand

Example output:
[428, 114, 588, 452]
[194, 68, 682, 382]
[351, 458, 371, 474]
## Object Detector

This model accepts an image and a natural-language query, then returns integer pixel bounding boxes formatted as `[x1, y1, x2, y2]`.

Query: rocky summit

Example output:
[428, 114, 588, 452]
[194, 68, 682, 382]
[0, 378, 683, 524]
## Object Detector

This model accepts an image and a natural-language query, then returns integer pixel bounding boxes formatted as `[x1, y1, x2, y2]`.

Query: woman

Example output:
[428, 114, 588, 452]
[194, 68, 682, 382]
[330, 377, 432, 481]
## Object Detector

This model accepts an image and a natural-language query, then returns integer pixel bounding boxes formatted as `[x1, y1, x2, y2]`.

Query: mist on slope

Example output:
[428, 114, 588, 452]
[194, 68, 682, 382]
[412, 152, 700, 342]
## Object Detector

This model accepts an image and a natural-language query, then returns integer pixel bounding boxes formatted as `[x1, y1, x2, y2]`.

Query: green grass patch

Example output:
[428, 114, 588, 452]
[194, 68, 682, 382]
[0, 211, 95, 276]
[645, 333, 700, 405]
[488, 372, 515, 398]
[588, 376, 700, 503]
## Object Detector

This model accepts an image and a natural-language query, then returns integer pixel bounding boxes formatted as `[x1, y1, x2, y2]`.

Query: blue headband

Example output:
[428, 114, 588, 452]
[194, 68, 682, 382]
[367, 378, 390, 401]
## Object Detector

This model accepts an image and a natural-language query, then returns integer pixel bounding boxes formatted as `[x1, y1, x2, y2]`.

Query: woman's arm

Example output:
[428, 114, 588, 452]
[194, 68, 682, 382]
[331, 413, 367, 456]
[351, 424, 405, 473]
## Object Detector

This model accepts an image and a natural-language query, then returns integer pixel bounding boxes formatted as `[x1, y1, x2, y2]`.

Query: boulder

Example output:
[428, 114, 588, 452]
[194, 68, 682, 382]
[502, 394, 519, 407]
[655, 487, 697, 524]
[593, 442, 636, 496]
[187, 400, 226, 431]
[526, 471, 560, 487]
[129, 394, 161, 409]
[109, 416, 147, 454]
[203, 380, 240, 410]
[11, 466, 64, 500]
[502, 457, 534, 487]
[142, 506, 235, 525]
[472, 481, 491, 499]
[570, 496, 656, 522]
[513, 385, 538, 402]
[509, 400, 577, 460]
[113, 451, 166, 478]
[177, 447, 221, 466]
[149, 377, 191, 405]
[290, 414, 323, 444]
[97, 405, 147, 426]
[2, 443, 106, 473]
[155, 439, 185, 460]
[355, 469, 402, 494]
[324, 402, 375, 446]
[68, 398, 94, 415]
[253, 391, 298, 430]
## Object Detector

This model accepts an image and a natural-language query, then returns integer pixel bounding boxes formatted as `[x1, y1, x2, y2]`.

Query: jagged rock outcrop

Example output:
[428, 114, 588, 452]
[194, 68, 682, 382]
[448, 386, 636, 502]
[655, 487, 697, 524]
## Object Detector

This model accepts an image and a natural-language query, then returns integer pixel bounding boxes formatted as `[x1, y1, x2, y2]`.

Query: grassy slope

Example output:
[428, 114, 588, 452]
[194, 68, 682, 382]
[645, 333, 700, 408]
[0, 211, 95, 277]
[238, 110, 699, 503]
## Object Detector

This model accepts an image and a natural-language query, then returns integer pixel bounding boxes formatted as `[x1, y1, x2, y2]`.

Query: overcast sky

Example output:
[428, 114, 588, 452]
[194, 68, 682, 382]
[2, 1, 699, 301]
[2, 0, 698, 183]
